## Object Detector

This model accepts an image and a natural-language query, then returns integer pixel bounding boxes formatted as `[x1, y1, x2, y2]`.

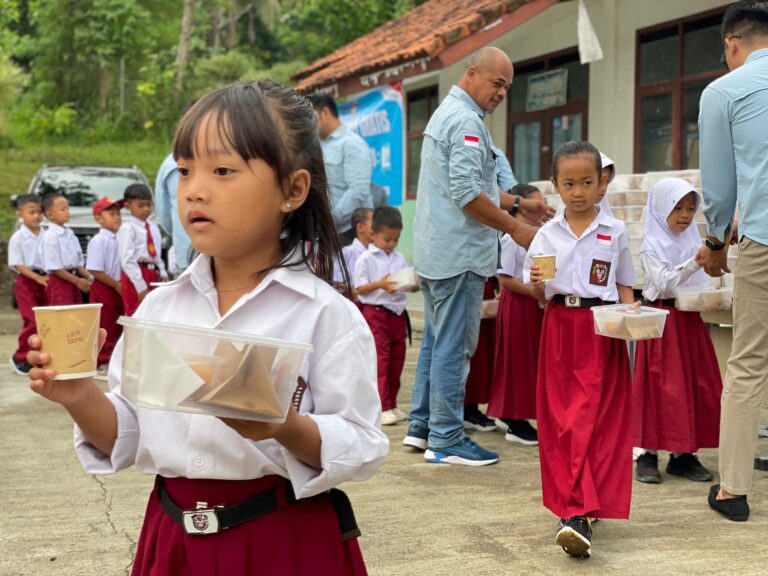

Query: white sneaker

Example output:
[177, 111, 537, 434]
[381, 410, 400, 426]
[392, 407, 408, 421]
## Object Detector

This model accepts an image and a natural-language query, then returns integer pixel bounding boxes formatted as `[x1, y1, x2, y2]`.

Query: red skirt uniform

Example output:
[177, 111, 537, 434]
[132, 476, 367, 576]
[538, 303, 633, 520]
[465, 280, 497, 405]
[13, 274, 48, 363]
[632, 303, 722, 453]
[45, 273, 83, 306]
[122, 264, 160, 317]
[487, 289, 543, 420]
[89, 279, 124, 365]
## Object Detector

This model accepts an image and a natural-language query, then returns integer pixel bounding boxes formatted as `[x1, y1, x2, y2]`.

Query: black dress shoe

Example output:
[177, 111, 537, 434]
[667, 453, 713, 482]
[708, 484, 749, 522]
[635, 452, 661, 483]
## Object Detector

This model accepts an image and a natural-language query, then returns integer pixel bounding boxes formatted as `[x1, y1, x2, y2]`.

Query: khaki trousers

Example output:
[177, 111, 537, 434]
[719, 237, 768, 495]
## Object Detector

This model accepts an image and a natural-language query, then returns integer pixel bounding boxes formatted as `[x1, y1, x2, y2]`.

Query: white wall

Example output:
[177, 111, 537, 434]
[436, 0, 731, 175]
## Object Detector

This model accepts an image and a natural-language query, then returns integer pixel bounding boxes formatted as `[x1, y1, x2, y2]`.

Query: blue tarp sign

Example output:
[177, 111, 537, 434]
[338, 83, 404, 206]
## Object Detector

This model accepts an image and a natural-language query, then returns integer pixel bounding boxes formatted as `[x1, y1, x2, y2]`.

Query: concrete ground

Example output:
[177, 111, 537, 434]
[1, 305, 767, 576]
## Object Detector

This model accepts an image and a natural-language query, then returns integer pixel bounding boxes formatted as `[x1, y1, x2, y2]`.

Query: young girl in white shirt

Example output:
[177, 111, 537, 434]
[632, 177, 722, 484]
[27, 80, 388, 576]
[526, 141, 636, 559]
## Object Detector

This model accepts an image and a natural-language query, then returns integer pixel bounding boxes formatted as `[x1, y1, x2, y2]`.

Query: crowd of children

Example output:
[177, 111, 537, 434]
[9, 77, 726, 568]
[8, 183, 166, 376]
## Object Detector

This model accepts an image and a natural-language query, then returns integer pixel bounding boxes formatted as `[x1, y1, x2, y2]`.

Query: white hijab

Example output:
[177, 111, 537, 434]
[640, 177, 708, 286]
[554, 152, 615, 216]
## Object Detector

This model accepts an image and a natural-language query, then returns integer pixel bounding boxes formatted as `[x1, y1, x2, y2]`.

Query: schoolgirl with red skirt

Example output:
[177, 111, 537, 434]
[27, 81, 388, 576]
[632, 177, 722, 484]
[525, 141, 637, 559]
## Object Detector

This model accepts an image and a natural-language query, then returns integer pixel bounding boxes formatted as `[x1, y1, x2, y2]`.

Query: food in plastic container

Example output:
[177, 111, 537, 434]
[675, 287, 733, 311]
[118, 317, 312, 422]
[592, 304, 669, 341]
[480, 299, 498, 319]
[389, 266, 418, 290]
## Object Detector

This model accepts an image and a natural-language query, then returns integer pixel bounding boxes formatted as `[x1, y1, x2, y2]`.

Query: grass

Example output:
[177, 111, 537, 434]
[0, 138, 170, 239]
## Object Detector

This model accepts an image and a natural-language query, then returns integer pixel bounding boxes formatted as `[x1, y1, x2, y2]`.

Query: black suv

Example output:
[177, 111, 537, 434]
[25, 165, 169, 258]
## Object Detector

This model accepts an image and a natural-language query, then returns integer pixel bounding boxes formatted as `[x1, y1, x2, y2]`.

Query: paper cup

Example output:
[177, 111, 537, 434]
[532, 254, 557, 281]
[33, 304, 102, 380]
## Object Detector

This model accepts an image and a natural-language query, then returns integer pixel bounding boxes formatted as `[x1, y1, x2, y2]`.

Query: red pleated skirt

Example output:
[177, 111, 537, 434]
[465, 280, 497, 405]
[632, 303, 722, 453]
[537, 304, 633, 520]
[487, 289, 543, 420]
[132, 476, 368, 576]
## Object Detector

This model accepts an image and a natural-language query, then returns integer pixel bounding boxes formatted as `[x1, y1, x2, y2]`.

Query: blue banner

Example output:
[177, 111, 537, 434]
[338, 83, 404, 206]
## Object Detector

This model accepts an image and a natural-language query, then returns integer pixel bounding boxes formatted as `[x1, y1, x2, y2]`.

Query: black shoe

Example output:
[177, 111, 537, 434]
[555, 516, 592, 558]
[9, 357, 31, 376]
[666, 453, 713, 482]
[635, 452, 661, 483]
[462, 405, 498, 432]
[502, 419, 538, 445]
[708, 484, 749, 522]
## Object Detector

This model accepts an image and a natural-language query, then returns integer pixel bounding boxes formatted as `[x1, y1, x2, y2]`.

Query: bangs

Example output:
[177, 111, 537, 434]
[172, 82, 288, 180]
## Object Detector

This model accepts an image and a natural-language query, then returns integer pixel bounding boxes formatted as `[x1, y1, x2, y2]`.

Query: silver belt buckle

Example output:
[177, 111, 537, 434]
[565, 296, 581, 308]
[182, 502, 222, 535]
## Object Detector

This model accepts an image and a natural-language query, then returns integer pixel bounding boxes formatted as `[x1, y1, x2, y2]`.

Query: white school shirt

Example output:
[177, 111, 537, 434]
[640, 252, 707, 302]
[524, 209, 636, 302]
[331, 238, 367, 283]
[74, 254, 388, 499]
[353, 245, 409, 315]
[40, 223, 84, 271]
[498, 234, 525, 281]
[87, 228, 121, 282]
[117, 215, 166, 292]
[8, 224, 44, 271]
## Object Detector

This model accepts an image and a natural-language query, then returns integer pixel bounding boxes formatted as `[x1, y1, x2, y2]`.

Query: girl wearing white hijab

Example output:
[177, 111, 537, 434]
[632, 177, 722, 486]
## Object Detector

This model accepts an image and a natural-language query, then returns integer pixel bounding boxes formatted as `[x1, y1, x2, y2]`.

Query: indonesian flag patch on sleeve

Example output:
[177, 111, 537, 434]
[464, 135, 480, 148]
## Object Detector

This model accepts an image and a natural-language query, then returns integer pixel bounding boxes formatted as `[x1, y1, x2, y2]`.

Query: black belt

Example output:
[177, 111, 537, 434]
[157, 477, 361, 541]
[552, 295, 615, 308]
[31, 269, 47, 275]
[646, 298, 676, 307]
[138, 262, 156, 270]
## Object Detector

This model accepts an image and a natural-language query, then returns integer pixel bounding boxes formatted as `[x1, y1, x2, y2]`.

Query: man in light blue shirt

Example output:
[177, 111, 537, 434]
[404, 47, 551, 466]
[309, 93, 373, 245]
[155, 153, 191, 273]
[697, 0, 768, 522]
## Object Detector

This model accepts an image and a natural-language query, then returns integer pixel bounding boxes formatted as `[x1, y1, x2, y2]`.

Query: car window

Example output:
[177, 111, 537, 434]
[34, 169, 144, 207]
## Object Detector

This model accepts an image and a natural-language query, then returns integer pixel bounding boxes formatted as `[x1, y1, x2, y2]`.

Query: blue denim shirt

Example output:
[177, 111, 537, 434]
[699, 48, 768, 245]
[154, 153, 191, 270]
[320, 125, 373, 233]
[492, 145, 517, 192]
[413, 86, 500, 280]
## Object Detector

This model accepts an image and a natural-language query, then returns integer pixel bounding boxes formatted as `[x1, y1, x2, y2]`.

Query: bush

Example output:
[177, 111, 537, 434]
[191, 50, 261, 96]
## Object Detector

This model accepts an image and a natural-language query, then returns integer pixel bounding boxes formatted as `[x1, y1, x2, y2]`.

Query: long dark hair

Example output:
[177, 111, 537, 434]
[172, 80, 349, 291]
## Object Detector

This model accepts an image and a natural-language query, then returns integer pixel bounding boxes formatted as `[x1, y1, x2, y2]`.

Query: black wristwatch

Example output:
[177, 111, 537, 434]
[510, 194, 522, 215]
[705, 236, 726, 251]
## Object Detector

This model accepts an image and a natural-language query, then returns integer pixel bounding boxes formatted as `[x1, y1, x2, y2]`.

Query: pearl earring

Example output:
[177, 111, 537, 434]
[286, 202, 292, 209]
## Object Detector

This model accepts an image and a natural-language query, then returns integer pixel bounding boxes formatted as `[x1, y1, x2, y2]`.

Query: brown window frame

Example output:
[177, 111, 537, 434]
[405, 85, 439, 200]
[507, 47, 589, 182]
[633, 7, 727, 172]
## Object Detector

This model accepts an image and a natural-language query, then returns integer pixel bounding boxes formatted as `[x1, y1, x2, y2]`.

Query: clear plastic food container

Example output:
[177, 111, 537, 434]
[118, 317, 312, 422]
[389, 266, 418, 290]
[592, 304, 669, 341]
[675, 287, 733, 312]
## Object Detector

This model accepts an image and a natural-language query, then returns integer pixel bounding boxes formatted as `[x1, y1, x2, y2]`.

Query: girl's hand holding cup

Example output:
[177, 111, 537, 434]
[530, 264, 545, 286]
[27, 330, 107, 406]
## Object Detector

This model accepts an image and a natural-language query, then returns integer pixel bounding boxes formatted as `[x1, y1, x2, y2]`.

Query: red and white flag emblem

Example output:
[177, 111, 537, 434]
[597, 233, 612, 246]
[464, 135, 480, 148]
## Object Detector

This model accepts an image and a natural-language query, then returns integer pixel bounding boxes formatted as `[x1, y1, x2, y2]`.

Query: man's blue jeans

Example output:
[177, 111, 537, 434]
[409, 272, 485, 448]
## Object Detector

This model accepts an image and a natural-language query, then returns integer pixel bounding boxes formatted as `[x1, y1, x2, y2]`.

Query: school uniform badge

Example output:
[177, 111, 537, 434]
[589, 259, 611, 286]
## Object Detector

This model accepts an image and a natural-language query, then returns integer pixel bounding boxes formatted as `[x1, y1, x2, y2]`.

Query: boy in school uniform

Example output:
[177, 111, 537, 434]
[39, 193, 92, 306]
[87, 197, 125, 371]
[117, 183, 167, 316]
[8, 194, 47, 375]
[354, 206, 411, 426]
[333, 207, 373, 287]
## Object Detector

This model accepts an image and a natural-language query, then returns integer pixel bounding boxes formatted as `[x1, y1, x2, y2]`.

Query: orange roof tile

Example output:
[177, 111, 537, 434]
[293, 0, 541, 93]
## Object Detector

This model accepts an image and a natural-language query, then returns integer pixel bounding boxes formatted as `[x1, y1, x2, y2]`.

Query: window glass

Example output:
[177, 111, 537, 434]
[682, 80, 709, 168]
[640, 29, 678, 85]
[408, 137, 424, 196]
[407, 90, 431, 133]
[640, 93, 673, 172]
[513, 122, 541, 183]
[684, 21, 723, 76]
